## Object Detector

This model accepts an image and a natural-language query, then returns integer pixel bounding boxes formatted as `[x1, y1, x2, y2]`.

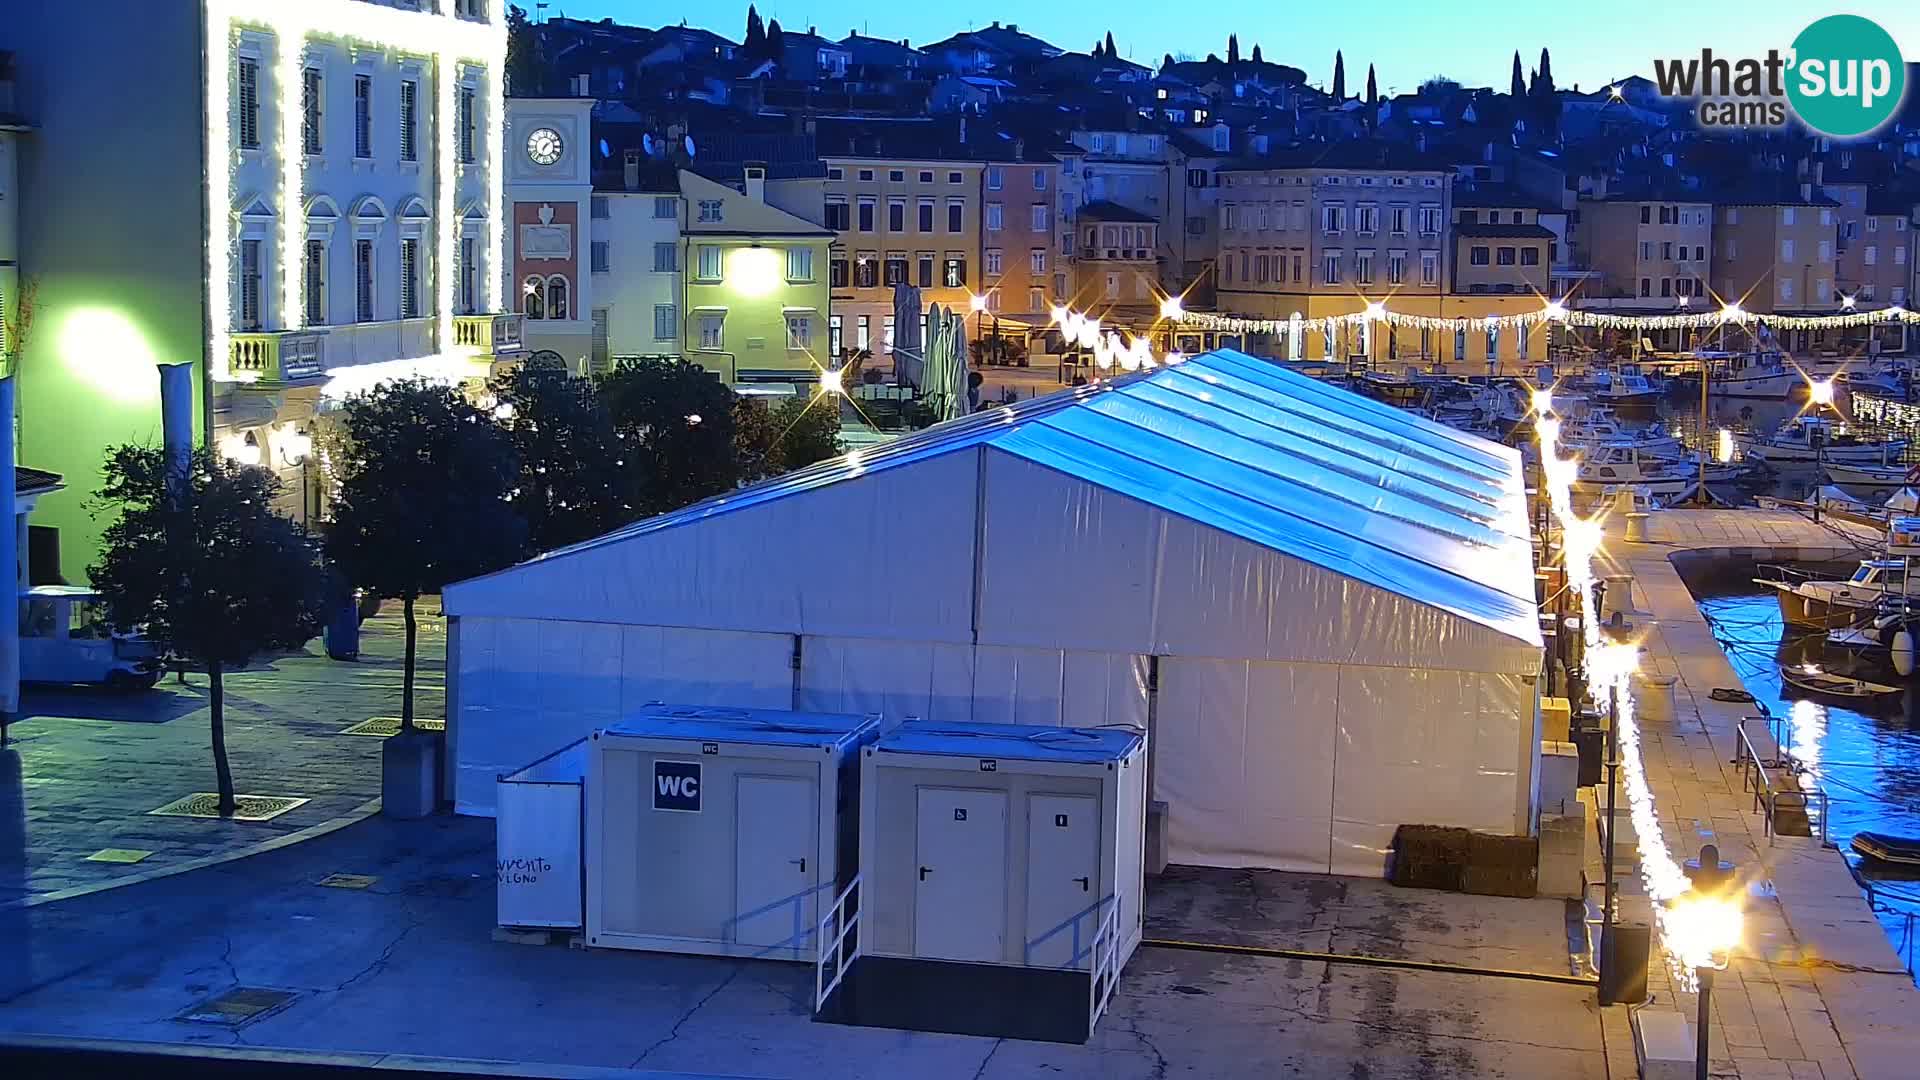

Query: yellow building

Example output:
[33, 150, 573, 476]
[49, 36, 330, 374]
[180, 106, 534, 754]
[1215, 145, 1545, 371]
[1575, 194, 1713, 303]
[1711, 183, 1841, 321]
[1451, 185, 1554, 298]
[679, 168, 833, 383]
[1068, 201, 1162, 322]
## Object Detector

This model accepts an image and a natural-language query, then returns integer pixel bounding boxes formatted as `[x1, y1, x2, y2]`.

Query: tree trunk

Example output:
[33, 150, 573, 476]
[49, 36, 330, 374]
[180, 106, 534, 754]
[401, 595, 417, 734]
[210, 657, 236, 816]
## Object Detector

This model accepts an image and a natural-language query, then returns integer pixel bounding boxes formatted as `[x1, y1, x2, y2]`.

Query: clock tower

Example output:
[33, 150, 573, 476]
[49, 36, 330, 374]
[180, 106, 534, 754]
[506, 97, 595, 373]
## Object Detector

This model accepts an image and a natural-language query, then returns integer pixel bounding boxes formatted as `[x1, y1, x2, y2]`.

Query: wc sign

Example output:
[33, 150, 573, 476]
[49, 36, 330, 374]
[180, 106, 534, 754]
[653, 760, 702, 812]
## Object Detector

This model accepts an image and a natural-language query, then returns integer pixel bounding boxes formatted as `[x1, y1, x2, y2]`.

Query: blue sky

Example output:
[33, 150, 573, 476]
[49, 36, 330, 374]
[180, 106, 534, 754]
[526, 1, 1918, 95]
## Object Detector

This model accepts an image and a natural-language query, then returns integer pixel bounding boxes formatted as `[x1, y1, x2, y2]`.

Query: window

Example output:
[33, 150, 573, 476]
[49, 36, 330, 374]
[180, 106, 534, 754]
[1520, 247, 1540, 265]
[943, 257, 966, 288]
[917, 253, 934, 288]
[948, 201, 964, 233]
[1187, 216, 1205, 236]
[353, 74, 372, 159]
[883, 253, 907, 286]
[787, 247, 813, 282]
[399, 79, 418, 161]
[400, 238, 422, 318]
[696, 244, 723, 281]
[858, 169, 874, 181]
[237, 57, 260, 149]
[1389, 206, 1408, 234]
[1033, 169, 1048, 191]
[1387, 250, 1406, 285]
[1470, 246, 1490, 266]
[1029, 287, 1045, 312]
[1518, 322, 1530, 357]
[827, 167, 844, 180]
[1781, 239, 1795, 261]
[1780, 278, 1795, 301]
[888, 199, 906, 232]
[986, 166, 1003, 191]
[302, 68, 323, 154]
[1640, 241, 1653, 261]
[1496, 247, 1516, 266]
[920, 170, 934, 183]
[889, 169, 905, 183]
[698, 200, 724, 224]
[984, 248, 1003, 275]
[829, 256, 849, 287]
[304, 240, 326, 325]
[589, 196, 610, 220]
[1030, 248, 1046, 274]
[1355, 250, 1374, 284]
[1639, 277, 1651, 297]
[1898, 245, 1909, 266]
[825, 199, 850, 231]
[1640, 206, 1651, 225]
[1782, 207, 1797, 226]
[1725, 207, 1740, 225]
[590, 240, 610, 273]
[856, 315, 870, 349]
[458, 85, 476, 163]
[698, 313, 724, 350]
[459, 236, 476, 314]
[829, 314, 843, 356]
[1660, 241, 1672, 260]
[1322, 205, 1345, 233]
[854, 254, 877, 288]
[1418, 205, 1442, 234]
[1824, 240, 1836, 262]
[949, 171, 963, 184]
[1106, 273, 1121, 299]
[1031, 204, 1049, 231]
[653, 242, 677, 272]
[1357, 205, 1378, 234]
[786, 314, 812, 350]
[1187, 168, 1208, 188]
[1485, 211, 1501, 225]
[1659, 277, 1672, 297]
[239, 239, 262, 330]
[653, 304, 676, 341]
[1322, 251, 1342, 284]
[857, 197, 875, 232]
[1419, 251, 1438, 285]
[985, 203, 1003, 232]
[355, 239, 375, 321]
[1485, 327, 1498, 360]
[654, 196, 676, 219]
[1454, 328, 1466, 361]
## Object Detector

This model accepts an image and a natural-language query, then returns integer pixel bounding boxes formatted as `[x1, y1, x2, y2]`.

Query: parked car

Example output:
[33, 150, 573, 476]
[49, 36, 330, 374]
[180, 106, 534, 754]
[20, 585, 161, 691]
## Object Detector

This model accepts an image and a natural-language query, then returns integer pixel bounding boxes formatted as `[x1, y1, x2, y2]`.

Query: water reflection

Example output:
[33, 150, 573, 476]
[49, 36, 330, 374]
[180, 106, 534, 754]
[1687, 569, 1920, 979]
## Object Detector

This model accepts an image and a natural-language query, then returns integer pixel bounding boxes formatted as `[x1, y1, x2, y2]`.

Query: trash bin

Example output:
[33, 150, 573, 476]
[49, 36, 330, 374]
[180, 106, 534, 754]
[1599, 922, 1651, 1005]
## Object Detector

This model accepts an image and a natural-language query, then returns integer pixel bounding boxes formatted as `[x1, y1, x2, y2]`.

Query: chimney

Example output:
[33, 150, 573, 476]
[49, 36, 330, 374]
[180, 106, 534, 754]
[745, 163, 768, 203]
[1007, 24, 1018, 32]
[959, 115, 967, 144]
[624, 149, 642, 190]
[991, 20, 1001, 29]
[571, 72, 590, 96]
[809, 26, 816, 35]
[1014, 137, 1025, 161]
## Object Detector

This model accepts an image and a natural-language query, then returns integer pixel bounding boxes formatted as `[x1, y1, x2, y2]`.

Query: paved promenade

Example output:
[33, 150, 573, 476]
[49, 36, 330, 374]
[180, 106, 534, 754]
[0, 601, 445, 907]
[1605, 508, 1919, 1079]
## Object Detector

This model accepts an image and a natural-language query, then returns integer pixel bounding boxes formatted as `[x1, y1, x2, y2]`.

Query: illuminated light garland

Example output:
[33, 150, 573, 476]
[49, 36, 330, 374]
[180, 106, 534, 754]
[203, 0, 506, 383]
[1049, 307, 1183, 373]
[1179, 301, 1920, 338]
[1536, 412, 1734, 985]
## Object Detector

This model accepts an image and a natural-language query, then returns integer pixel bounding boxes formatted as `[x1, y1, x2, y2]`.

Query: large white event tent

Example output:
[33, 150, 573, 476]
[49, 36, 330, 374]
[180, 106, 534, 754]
[442, 349, 1544, 876]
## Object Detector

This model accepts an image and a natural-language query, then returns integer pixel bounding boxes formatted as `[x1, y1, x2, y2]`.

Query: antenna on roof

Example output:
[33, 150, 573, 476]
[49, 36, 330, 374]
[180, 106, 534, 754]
[684, 134, 697, 159]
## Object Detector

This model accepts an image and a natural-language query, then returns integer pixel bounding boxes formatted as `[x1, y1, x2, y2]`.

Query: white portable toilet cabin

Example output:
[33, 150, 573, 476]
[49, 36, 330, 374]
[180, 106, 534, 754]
[816, 720, 1147, 1044]
[586, 704, 880, 961]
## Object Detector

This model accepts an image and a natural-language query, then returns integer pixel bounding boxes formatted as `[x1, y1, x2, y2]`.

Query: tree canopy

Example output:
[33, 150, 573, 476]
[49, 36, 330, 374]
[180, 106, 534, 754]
[490, 363, 637, 554]
[1332, 50, 1346, 100]
[596, 358, 742, 516]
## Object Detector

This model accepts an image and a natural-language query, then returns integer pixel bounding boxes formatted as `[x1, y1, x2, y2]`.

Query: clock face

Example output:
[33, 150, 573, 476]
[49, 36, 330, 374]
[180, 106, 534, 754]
[527, 127, 563, 166]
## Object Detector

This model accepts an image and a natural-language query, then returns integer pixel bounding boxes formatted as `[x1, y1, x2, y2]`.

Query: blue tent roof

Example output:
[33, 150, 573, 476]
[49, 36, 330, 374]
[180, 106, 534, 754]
[510, 349, 1538, 646]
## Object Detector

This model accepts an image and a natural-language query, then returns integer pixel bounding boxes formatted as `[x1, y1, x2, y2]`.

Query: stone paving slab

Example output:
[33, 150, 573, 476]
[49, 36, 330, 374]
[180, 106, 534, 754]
[0, 602, 447, 905]
[1605, 508, 1920, 1080]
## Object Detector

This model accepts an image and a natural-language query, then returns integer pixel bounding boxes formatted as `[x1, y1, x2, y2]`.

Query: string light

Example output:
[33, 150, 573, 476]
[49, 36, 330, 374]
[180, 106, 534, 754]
[1176, 298, 1920, 338]
[1050, 306, 1181, 373]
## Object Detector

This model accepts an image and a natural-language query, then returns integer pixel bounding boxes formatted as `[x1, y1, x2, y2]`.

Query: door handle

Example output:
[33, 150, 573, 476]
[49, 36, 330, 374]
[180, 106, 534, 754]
[1074, 876, 1090, 892]
[919, 866, 932, 881]
[791, 857, 807, 873]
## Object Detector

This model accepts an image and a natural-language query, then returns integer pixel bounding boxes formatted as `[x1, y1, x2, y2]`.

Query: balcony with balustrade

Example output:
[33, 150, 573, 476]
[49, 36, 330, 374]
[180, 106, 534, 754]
[228, 330, 328, 386]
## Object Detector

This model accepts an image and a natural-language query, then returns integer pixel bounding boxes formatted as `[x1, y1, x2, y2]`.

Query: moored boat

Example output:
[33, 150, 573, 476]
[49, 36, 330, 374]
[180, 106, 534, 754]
[1852, 830, 1920, 866]
[1779, 664, 1902, 699]
[1739, 417, 1908, 465]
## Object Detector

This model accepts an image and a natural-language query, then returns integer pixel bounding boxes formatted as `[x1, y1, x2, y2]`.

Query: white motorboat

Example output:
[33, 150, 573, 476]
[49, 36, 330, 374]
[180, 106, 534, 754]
[1692, 353, 1806, 399]
[1556, 408, 1685, 457]
[1570, 443, 1707, 496]
[1824, 460, 1914, 487]
[1739, 416, 1908, 465]
[1756, 559, 1918, 629]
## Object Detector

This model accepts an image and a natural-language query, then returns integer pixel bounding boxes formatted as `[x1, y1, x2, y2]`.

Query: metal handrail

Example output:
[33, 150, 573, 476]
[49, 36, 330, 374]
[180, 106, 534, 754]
[814, 873, 862, 1013]
[1087, 902, 1121, 1034]
[1734, 716, 1830, 845]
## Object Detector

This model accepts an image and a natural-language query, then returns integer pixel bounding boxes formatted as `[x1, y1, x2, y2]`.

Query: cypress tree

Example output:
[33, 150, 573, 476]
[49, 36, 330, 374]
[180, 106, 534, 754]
[1332, 50, 1346, 100]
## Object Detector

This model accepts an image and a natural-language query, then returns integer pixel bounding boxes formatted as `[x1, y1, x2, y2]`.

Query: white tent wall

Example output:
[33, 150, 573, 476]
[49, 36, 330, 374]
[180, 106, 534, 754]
[444, 450, 980, 642]
[451, 616, 793, 813]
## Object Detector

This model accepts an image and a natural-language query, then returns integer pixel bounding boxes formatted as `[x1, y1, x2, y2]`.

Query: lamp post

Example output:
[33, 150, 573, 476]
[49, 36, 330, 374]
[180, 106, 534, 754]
[1673, 845, 1741, 1080]
[1595, 576, 1622, 1002]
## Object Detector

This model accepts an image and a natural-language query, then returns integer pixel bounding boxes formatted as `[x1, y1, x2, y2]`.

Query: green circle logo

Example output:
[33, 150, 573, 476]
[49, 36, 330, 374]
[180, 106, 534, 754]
[1786, 15, 1905, 137]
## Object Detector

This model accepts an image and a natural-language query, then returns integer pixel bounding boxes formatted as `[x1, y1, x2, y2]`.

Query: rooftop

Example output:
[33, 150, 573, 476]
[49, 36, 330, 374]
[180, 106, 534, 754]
[1455, 221, 1557, 239]
[1078, 199, 1159, 223]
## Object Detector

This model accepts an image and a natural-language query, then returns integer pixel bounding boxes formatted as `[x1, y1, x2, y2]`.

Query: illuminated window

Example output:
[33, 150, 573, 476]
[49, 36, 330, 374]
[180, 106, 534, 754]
[698, 312, 724, 349]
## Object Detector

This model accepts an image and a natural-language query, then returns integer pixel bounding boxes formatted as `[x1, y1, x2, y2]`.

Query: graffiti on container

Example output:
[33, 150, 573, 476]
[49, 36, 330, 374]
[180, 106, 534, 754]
[497, 856, 554, 885]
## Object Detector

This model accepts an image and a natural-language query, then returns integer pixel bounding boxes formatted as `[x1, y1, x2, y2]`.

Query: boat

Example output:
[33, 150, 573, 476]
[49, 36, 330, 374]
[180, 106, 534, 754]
[1852, 830, 1920, 866]
[1556, 408, 1686, 457]
[1570, 443, 1696, 496]
[1739, 416, 1908, 465]
[1703, 352, 1806, 399]
[1779, 664, 1902, 699]
[1755, 558, 1918, 629]
[1824, 460, 1914, 487]
[1585, 368, 1662, 416]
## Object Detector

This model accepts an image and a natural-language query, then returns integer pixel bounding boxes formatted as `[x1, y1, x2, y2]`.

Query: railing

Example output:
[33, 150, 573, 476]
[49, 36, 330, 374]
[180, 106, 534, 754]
[1735, 715, 1830, 845]
[454, 312, 525, 354]
[228, 330, 326, 385]
[1024, 894, 1114, 969]
[1087, 901, 1122, 1035]
[814, 873, 862, 1014]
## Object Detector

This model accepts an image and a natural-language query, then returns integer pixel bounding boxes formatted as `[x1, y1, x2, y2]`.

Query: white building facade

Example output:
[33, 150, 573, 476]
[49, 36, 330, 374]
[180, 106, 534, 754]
[593, 178, 683, 368]
[2, 0, 521, 570]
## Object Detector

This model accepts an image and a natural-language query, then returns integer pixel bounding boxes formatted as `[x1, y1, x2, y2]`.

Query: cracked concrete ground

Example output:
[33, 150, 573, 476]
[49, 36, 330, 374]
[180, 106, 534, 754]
[0, 814, 1608, 1078]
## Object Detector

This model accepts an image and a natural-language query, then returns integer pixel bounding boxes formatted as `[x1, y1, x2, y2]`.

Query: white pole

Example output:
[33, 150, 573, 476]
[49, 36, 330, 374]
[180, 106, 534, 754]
[158, 362, 194, 486]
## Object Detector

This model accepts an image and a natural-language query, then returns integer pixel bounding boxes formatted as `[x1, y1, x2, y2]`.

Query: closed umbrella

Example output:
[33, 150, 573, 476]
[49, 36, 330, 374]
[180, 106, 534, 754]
[891, 283, 924, 388]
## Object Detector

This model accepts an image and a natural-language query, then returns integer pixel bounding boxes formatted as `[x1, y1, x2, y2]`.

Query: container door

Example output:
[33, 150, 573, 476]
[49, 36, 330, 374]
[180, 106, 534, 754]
[1024, 794, 1100, 969]
[913, 786, 1008, 962]
[733, 775, 818, 951]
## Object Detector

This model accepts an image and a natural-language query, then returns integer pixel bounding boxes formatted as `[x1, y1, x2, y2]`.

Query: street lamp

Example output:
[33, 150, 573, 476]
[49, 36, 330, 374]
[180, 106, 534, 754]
[1668, 848, 1742, 1080]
